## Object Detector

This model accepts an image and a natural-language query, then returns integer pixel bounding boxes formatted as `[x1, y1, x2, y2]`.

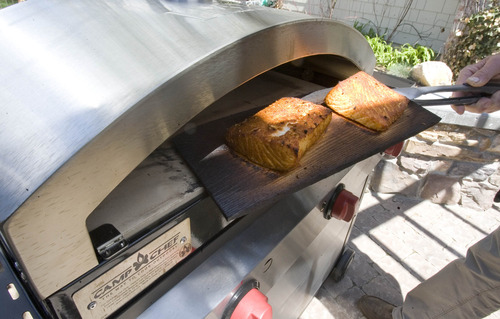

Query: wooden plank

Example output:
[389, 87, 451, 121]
[173, 91, 440, 220]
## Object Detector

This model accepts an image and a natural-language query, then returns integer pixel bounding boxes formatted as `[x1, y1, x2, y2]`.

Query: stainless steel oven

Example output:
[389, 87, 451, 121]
[0, 1, 439, 318]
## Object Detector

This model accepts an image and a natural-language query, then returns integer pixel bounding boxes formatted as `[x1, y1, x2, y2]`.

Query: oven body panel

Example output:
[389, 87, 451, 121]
[137, 155, 380, 319]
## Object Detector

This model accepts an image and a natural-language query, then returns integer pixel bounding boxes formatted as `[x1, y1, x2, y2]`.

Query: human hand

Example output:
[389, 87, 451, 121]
[451, 54, 500, 114]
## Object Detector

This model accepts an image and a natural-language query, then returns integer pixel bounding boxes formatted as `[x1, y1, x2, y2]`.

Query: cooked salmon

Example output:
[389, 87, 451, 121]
[325, 71, 409, 131]
[225, 97, 332, 171]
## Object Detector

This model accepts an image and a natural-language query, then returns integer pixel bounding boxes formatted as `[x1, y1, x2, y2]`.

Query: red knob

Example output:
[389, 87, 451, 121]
[329, 189, 359, 222]
[384, 141, 404, 157]
[230, 288, 272, 319]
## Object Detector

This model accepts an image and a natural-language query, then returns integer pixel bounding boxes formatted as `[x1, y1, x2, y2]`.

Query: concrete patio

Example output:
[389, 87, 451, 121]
[300, 190, 500, 319]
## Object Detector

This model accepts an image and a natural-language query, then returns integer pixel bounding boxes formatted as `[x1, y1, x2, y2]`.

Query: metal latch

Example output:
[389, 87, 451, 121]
[89, 224, 128, 260]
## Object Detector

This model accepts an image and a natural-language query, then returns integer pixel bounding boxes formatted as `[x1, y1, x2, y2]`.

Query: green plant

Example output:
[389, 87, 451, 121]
[365, 35, 394, 67]
[0, 0, 17, 9]
[398, 44, 435, 65]
[363, 34, 435, 70]
[353, 21, 382, 39]
[354, 20, 435, 73]
[443, 5, 499, 79]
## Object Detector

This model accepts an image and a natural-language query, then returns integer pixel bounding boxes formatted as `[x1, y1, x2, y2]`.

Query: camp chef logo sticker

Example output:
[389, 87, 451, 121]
[73, 218, 192, 319]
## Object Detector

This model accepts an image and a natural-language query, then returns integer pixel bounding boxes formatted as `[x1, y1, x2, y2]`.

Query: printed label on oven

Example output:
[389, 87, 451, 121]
[73, 218, 192, 319]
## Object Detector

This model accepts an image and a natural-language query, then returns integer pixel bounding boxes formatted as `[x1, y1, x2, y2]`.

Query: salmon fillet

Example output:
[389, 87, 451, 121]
[225, 97, 332, 171]
[324, 71, 409, 131]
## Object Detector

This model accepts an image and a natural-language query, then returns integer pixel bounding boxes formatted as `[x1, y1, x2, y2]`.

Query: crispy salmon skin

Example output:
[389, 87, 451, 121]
[325, 71, 409, 131]
[225, 97, 332, 172]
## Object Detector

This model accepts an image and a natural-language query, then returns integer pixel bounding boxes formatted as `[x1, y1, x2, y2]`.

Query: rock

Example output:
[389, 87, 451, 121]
[488, 135, 500, 153]
[399, 156, 431, 177]
[410, 61, 453, 86]
[460, 180, 497, 211]
[472, 162, 499, 181]
[429, 160, 454, 173]
[489, 173, 500, 187]
[369, 121, 499, 211]
[448, 162, 495, 181]
[420, 174, 461, 205]
[405, 139, 460, 158]
[370, 160, 420, 196]
[405, 139, 487, 162]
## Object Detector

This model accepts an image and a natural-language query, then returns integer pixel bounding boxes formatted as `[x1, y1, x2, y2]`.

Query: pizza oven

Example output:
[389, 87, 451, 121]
[0, 1, 439, 318]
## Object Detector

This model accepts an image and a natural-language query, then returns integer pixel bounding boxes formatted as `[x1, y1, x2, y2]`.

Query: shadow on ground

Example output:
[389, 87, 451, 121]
[300, 190, 500, 319]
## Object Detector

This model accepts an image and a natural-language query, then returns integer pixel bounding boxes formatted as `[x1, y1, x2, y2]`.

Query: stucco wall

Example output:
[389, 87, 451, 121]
[281, 0, 460, 53]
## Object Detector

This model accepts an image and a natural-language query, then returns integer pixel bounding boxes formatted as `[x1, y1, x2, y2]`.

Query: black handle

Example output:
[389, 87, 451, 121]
[414, 82, 500, 96]
[414, 82, 500, 106]
[416, 96, 485, 106]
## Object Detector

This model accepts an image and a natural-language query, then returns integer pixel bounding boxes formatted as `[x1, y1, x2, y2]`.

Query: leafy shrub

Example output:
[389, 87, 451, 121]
[443, 5, 499, 79]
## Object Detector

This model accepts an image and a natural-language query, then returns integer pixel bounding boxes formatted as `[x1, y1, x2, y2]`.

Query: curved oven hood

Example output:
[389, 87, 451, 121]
[0, 0, 375, 298]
